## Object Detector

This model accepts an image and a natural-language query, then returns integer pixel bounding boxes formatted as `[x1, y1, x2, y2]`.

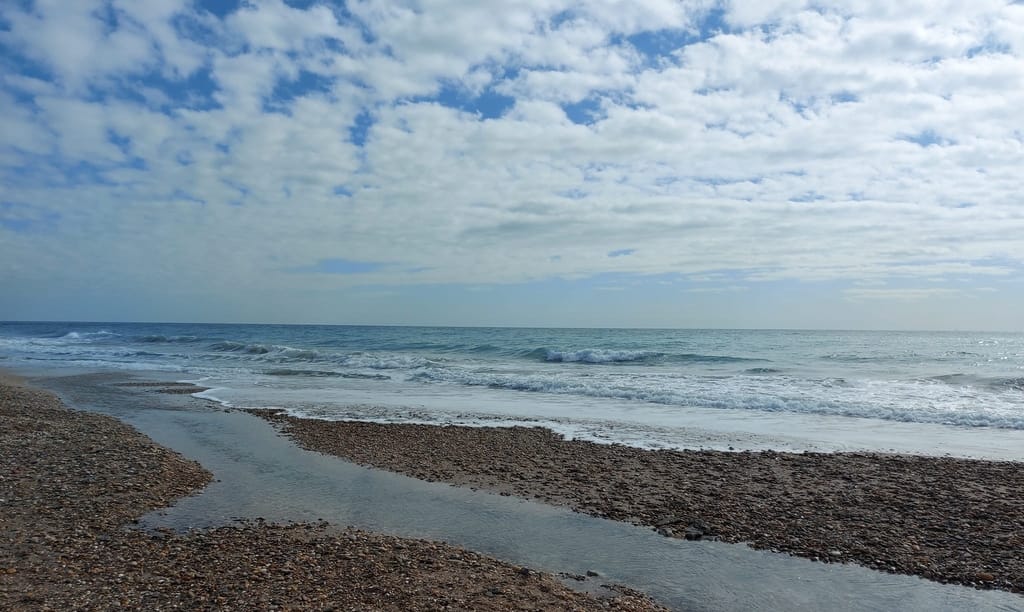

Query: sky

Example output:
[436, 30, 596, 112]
[1, 0, 1023, 330]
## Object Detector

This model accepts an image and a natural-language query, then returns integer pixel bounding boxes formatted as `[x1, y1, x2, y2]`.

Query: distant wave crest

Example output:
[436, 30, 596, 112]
[60, 330, 118, 341]
[337, 354, 436, 370]
[139, 335, 201, 343]
[265, 368, 390, 380]
[538, 348, 659, 364]
[207, 341, 321, 360]
[209, 341, 273, 354]
[526, 347, 760, 365]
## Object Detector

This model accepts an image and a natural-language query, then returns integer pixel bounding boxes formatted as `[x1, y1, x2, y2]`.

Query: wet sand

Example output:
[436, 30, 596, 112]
[249, 410, 1024, 595]
[0, 379, 664, 610]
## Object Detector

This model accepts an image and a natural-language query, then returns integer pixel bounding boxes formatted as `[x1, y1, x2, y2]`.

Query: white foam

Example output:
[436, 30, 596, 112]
[543, 349, 655, 363]
[409, 367, 1024, 430]
[225, 382, 1024, 461]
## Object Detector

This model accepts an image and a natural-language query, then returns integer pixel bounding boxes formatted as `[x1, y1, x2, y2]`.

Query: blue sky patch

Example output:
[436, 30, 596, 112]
[221, 179, 249, 206]
[966, 38, 1012, 58]
[790, 192, 825, 203]
[619, 5, 728, 67]
[899, 129, 956, 147]
[195, 0, 243, 19]
[0, 41, 55, 85]
[562, 96, 604, 125]
[548, 9, 577, 29]
[434, 82, 515, 120]
[134, 65, 221, 111]
[0, 202, 59, 234]
[625, 29, 692, 65]
[106, 130, 132, 156]
[171, 189, 206, 206]
[295, 258, 387, 274]
[349, 109, 374, 146]
[608, 248, 636, 258]
[831, 91, 859, 103]
[265, 70, 335, 113]
[695, 6, 731, 38]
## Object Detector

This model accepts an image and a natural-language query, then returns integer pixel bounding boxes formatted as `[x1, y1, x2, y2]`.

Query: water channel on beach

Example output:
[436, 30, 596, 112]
[35, 371, 1024, 612]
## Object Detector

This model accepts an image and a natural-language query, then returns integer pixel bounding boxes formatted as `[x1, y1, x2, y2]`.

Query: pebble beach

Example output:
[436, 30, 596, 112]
[0, 377, 664, 611]
[250, 409, 1024, 595]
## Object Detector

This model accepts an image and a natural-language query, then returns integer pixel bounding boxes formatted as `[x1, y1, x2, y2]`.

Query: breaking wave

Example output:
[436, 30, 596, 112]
[536, 349, 659, 363]
[59, 330, 119, 340]
[409, 368, 1024, 430]
[138, 335, 201, 343]
[264, 369, 390, 380]
[525, 348, 761, 365]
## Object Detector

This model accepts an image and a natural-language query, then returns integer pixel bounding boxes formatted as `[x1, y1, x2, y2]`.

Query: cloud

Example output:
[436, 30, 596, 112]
[843, 288, 964, 301]
[1, 0, 1022, 326]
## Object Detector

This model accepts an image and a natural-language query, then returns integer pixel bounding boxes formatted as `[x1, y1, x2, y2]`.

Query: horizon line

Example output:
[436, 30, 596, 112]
[1, 319, 1021, 334]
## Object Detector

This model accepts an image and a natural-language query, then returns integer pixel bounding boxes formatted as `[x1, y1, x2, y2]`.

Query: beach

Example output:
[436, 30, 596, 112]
[250, 409, 1024, 594]
[6, 0, 1024, 607]
[2, 322, 1024, 609]
[0, 377, 664, 610]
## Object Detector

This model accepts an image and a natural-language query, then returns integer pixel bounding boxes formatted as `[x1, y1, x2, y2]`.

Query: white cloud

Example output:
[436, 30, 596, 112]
[1, 0, 1023, 326]
[843, 288, 964, 301]
[226, 0, 344, 53]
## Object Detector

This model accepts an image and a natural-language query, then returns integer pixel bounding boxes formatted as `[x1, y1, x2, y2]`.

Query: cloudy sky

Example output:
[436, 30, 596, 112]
[1, 0, 1023, 329]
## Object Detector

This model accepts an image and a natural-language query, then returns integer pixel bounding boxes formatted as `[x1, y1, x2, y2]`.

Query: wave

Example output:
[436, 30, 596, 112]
[264, 368, 390, 380]
[535, 348, 660, 364]
[524, 347, 760, 365]
[929, 374, 1024, 392]
[997, 377, 1024, 391]
[207, 341, 321, 360]
[116, 350, 165, 358]
[204, 340, 435, 370]
[138, 335, 201, 344]
[672, 353, 762, 364]
[336, 354, 437, 370]
[409, 368, 1024, 430]
[59, 330, 119, 341]
[820, 353, 879, 362]
[23, 356, 183, 372]
[209, 341, 271, 354]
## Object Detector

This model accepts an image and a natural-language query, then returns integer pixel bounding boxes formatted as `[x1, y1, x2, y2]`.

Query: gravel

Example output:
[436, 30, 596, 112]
[249, 411, 1024, 594]
[0, 379, 666, 611]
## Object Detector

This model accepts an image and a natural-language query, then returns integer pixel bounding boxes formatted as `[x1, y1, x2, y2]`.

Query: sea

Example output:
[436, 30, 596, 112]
[2, 321, 1023, 459]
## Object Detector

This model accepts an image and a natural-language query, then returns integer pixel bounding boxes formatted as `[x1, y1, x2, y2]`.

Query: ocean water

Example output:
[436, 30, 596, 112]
[3, 322, 1023, 458]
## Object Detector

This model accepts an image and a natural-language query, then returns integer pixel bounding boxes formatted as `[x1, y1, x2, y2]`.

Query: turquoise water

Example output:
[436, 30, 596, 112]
[3, 322, 1023, 456]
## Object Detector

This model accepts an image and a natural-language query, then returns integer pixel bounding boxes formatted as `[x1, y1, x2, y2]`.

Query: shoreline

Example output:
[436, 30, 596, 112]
[249, 409, 1024, 594]
[0, 378, 665, 610]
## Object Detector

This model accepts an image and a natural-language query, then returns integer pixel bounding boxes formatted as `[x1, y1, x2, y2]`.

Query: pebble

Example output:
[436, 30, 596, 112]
[1, 381, 667, 611]
[250, 408, 1024, 595]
